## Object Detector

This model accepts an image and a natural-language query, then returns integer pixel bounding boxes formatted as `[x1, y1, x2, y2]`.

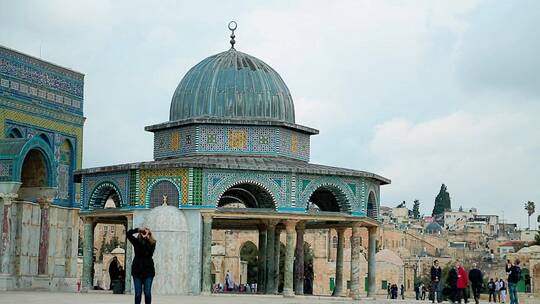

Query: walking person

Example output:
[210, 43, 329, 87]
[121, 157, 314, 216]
[422, 284, 427, 300]
[469, 263, 483, 304]
[506, 259, 521, 304]
[488, 278, 496, 302]
[499, 278, 507, 303]
[388, 283, 392, 299]
[415, 283, 420, 300]
[401, 284, 405, 300]
[456, 261, 469, 304]
[430, 260, 443, 303]
[127, 226, 156, 304]
[495, 277, 501, 302]
[448, 264, 459, 303]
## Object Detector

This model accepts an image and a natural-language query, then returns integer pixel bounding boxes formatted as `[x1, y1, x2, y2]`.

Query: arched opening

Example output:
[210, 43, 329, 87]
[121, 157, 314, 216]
[218, 183, 275, 209]
[38, 133, 51, 147]
[8, 127, 23, 138]
[367, 191, 377, 219]
[20, 149, 49, 188]
[149, 180, 179, 208]
[58, 140, 73, 202]
[239, 241, 258, 285]
[89, 183, 122, 209]
[307, 185, 347, 212]
[304, 241, 314, 295]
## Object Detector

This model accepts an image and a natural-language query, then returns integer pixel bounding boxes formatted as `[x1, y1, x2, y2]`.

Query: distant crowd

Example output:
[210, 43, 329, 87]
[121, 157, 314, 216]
[393, 259, 522, 304]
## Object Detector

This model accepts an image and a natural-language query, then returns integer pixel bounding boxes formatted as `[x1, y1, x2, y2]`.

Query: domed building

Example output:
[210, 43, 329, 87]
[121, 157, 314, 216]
[425, 222, 443, 235]
[76, 24, 390, 298]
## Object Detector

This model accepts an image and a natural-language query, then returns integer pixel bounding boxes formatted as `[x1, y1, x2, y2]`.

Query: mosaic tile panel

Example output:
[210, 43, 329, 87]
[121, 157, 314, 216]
[139, 168, 189, 206]
[297, 175, 358, 212]
[191, 168, 203, 205]
[129, 169, 140, 204]
[0, 47, 83, 98]
[81, 172, 130, 210]
[153, 124, 310, 161]
[203, 169, 290, 208]
[0, 160, 13, 181]
[148, 180, 180, 208]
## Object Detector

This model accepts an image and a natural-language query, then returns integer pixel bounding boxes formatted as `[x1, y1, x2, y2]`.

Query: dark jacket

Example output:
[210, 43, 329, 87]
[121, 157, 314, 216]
[431, 266, 442, 282]
[468, 268, 483, 286]
[448, 268, 458, 288]
[127, 228, 156, 278]
[506, 264, 521, 284]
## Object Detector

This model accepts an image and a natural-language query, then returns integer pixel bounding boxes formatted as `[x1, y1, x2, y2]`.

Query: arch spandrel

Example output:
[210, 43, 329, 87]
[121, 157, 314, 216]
[298, 176, 356, 213]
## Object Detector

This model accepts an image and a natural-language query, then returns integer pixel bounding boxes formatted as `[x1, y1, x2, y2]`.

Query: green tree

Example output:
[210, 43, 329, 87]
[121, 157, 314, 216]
[432, 184, 451, 217]
[525, 201, 535, 230]
[412, 200, 420, 219]
[534, 231, 540, 246]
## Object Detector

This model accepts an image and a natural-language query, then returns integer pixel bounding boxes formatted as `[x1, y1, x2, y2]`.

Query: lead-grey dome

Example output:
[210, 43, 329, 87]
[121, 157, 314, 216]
[169, 49, 295, 123]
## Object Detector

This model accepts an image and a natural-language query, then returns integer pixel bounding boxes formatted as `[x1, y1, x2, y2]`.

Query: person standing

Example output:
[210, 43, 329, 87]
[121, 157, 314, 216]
[430, 260, 443, 303]
[448, 265, 459, 303]
[127, 227, 156, 304]
[495, 277, 501, 302]
[488, 278, 496, 302]
[499, 278, 507, 303]
[400, 284, 405, 300]
[469, 263, 483, 304]
[388, 283, 392, 299]
[506, 259, 521, 304]
[108, 256, 121, 290]
[456, 262, 469, 304]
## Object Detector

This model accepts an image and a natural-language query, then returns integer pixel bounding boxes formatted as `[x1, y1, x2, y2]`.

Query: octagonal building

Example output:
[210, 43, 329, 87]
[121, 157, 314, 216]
[76, 26, 390, 298]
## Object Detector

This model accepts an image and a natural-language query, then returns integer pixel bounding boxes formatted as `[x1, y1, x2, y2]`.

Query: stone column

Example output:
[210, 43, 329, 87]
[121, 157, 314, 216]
[0, 194, 16, 274]
[124, 215, 133, 293]
[350, 223, 362, 300]
[201, 214, 213, 294]
[37, 199, 50, 275]
[265, 220, 278, 294]
[367, 226, 377, 298]
[257, 223, 267, 293]
[283, 220, 297, 297]
[273, 225, 281, 293]
[82, 217, 94, 291]
[334, 227, 346, 297]
[294, 221, 305, 295]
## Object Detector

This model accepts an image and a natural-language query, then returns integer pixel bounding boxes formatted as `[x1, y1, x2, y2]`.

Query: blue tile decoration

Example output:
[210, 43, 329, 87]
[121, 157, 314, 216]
[81, 171, 130, 210]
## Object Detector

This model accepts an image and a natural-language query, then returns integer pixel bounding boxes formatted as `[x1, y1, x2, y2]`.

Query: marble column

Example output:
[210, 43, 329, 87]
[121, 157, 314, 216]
[367, 226, 377, 298]
[0, 194, 16, 274]
[334, 227, 346, 297]
[257, 223, 267, 293]
[283, 220, 297, 297]
[293, 221, 305, 295]
[124, 215, 133, 293]
[265, 220, 278, 294]
[201, 214, 213, 294]
[350, 223, 362, 300]
[273, 225, 281, 293]
[37, 199, 50, 275]
[82, 217, 94, 291]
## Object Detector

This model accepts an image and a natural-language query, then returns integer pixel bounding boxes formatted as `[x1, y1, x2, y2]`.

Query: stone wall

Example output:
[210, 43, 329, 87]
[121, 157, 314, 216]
[5, 201, 78, 291]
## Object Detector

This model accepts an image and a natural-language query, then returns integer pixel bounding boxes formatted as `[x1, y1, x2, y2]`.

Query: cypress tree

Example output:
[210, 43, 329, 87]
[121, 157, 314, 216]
[432, 184, 451, 217]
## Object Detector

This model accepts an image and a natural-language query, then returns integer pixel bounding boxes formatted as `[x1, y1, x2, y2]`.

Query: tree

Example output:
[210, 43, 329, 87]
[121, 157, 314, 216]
[534, 231, 540, 246]
[524, 201, 535, 230]
[412, 200, 420, 219]
[432, 184, 452, 217]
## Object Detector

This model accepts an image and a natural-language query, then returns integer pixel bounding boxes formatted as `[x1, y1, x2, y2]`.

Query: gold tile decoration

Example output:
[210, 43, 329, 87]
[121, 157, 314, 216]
[228, 130, 247, 149]
[170, 131, 180, 151]
[291, 133, 298, 153]
[139, 168, 189, 206]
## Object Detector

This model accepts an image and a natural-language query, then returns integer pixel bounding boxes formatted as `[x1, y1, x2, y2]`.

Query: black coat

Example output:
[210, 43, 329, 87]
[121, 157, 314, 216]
[127, 228, 156, 278]
[469, 268, 483, 285]
[431, 266, 442, 282]
[448, 268, 458, 288]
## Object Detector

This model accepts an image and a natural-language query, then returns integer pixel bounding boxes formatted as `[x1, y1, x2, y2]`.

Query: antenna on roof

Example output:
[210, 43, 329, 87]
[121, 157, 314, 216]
[228, 21, 237, 49]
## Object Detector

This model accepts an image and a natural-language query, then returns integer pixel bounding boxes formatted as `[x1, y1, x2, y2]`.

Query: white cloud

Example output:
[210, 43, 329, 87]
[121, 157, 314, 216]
[370, 106, 540, 227]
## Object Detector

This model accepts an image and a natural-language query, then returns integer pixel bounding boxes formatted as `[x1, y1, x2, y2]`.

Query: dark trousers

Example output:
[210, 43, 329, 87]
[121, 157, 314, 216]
[431, 281, 442, 303]
[471, 284, 482, 303]
[133, 276, 153, 304]
[455, 288, 467, 303]
[489, 291, 496, 302]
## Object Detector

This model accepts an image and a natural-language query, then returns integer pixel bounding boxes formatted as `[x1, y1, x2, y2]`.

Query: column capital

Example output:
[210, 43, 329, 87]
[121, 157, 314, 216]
[284, 220, 298, 232]
[202, 213, 213, 223]
[367, 226, 378, 234]
[82, 217, 94, 225]
[0, 193, 17, 205]
[295, 221, 305, 231]
[38, 198, 51, 209]
[265, 219, 280, 227]
[335, 227, 347, 234]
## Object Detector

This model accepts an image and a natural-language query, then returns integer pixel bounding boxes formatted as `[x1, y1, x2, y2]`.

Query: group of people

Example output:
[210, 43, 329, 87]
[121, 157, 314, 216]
[428, 259, 522, 304]
[387, 283, 405, 299]
[212, 270, 258, 293]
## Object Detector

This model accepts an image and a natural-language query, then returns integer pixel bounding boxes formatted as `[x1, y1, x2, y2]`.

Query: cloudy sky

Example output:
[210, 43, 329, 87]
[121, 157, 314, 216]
[1, 0, 539, 227]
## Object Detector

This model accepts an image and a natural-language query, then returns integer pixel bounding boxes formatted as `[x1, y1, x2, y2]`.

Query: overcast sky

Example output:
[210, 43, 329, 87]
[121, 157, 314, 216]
[1, 0, 539, 228]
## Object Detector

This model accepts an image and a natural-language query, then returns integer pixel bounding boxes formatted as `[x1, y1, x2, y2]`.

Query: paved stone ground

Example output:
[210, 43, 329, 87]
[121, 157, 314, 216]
[0, 292, 538, 304]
